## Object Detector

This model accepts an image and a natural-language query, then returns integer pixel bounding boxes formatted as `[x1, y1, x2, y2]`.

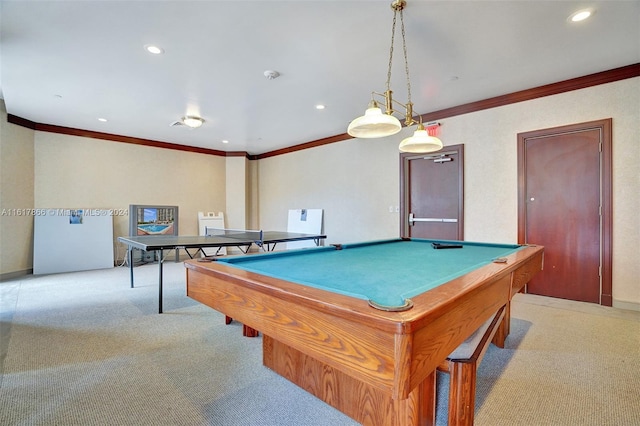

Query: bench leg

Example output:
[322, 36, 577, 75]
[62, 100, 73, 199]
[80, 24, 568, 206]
[441, 306, 506, 424]
[492, 301, 510, 348]
[492, 321, 506, 348]
[448, 360, 477, 426]
[422, 370, 437, 426]
[504, 301, 512, 337]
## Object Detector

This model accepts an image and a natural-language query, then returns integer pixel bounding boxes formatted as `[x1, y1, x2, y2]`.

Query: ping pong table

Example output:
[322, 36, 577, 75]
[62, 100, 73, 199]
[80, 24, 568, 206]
[118, 229, 326, 313]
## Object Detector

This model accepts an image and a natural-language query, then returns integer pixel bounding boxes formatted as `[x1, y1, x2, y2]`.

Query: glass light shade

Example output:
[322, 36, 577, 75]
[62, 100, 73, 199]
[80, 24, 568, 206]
[347, 107, 402, 138]
[398, 128, 443, 153]
[182, 116, 204, 128]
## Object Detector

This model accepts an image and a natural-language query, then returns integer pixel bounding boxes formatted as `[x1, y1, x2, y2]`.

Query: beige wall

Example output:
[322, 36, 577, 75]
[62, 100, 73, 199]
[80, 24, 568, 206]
[256, 78, 640, 309]
[258, 136, 400, 242]
[1, 78, 638, 309]
[0, 101, 35, 278]
[33, 132, 227, 265]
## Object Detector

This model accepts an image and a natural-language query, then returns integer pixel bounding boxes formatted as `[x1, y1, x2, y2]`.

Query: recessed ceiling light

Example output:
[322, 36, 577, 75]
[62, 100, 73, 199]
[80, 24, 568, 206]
[316, 104, 326, 110]
[169, 116, 205, 128]
[181, 116, 204, 128]
[98, 118, 107, 122]
[568, 9, 594, 23]
[144, 44, 164, 54]
[222, 140, 229, 144]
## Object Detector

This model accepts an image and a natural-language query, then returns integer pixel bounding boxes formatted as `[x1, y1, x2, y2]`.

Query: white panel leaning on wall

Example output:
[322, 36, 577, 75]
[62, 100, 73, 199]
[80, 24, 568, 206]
[286, 209, 323, 249]
[198, 211, 225, 256]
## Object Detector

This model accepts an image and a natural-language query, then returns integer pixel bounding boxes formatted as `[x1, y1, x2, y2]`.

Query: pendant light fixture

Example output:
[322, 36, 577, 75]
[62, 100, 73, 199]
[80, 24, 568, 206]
[398, 122, 443, 153]
[347, 0, 443, 153]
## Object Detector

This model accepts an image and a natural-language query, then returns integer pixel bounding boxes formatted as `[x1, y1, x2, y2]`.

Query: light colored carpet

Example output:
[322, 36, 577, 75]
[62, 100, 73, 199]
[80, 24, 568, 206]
[470, 294, 640, 425]
[1, 262, 639, 425]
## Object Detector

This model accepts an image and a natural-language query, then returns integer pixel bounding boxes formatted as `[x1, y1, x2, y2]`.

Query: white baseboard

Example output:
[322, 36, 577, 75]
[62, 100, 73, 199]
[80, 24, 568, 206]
[613, 299, 640, 312]
[0, 268, 33, 282]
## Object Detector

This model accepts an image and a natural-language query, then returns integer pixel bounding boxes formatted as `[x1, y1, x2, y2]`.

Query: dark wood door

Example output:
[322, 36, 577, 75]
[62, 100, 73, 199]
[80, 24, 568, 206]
[518, 119, 612, 304]
[400, 145, 464, 240]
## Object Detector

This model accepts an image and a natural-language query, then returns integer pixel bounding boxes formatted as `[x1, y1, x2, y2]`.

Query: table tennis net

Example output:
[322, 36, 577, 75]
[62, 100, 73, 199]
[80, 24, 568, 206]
[205, 227, 263, 242]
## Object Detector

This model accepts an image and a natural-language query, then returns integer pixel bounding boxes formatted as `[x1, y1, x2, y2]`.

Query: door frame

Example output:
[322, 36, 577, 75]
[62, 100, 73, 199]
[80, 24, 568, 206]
[399, 144, 464, 238]
[517, 118, 612, 306]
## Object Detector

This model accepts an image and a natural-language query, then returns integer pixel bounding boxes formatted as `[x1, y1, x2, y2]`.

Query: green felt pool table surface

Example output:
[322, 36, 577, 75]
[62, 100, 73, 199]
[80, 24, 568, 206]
[215, 238, 524, 308]
[185, 237, 543, 426]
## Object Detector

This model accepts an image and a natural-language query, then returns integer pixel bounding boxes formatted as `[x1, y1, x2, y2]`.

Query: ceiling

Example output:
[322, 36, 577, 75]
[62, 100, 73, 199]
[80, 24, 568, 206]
[2, 1, 638, 155]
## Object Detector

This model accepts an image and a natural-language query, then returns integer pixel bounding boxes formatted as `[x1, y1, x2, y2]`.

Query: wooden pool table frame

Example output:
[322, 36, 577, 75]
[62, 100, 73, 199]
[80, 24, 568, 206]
[185, 242, 543, 426]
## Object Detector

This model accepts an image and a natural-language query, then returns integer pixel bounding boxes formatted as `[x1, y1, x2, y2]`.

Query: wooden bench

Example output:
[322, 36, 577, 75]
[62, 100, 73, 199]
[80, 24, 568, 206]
[437, 305, 506, 425]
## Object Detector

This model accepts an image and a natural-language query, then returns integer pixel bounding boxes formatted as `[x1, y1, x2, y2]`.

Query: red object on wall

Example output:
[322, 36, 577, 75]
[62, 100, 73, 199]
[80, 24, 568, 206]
[426, 123, 440, 136]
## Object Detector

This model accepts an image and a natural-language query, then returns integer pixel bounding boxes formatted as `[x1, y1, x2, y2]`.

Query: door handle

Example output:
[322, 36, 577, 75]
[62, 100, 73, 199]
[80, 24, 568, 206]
[409, 212, 458, 225]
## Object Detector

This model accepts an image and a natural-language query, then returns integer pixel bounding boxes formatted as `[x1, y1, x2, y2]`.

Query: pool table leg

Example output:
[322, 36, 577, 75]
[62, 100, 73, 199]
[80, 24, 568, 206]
[225, 315, 260, 337]
[263, 335, 436, 426]
[243, 324, 259, 337]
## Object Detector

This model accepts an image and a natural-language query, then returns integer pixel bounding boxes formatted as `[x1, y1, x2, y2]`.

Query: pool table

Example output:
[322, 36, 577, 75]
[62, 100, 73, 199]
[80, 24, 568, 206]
[185, 238, 543, 426]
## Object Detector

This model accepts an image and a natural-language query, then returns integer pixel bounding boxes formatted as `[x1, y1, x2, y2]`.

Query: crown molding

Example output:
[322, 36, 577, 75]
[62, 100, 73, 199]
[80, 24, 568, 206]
[7, 63, 639, 160]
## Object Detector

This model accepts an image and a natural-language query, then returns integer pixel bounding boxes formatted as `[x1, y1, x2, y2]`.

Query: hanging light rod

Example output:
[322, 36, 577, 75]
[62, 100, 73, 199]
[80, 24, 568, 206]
[347, 0, 443, 154]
